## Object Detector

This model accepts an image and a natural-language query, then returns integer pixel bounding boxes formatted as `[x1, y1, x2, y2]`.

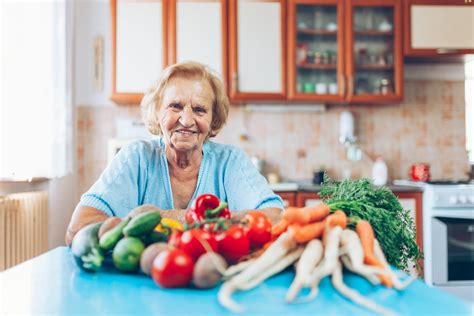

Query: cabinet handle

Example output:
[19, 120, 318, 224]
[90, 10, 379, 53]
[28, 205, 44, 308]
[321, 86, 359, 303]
[348, 75, 354, 98]
[341, 75, 346, 96]
[232, 73, 239, 92]
[436, 48, 458, 54]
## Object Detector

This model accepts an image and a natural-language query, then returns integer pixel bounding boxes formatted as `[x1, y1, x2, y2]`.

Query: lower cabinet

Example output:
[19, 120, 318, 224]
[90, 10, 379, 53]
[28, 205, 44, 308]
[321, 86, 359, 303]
[275, 192, 297, 208]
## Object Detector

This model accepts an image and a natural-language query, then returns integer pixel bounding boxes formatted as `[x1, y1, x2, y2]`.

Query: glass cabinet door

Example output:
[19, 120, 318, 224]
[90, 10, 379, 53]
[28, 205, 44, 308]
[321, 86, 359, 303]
[288, 0, 344, 101]
[347, 1, 402, 102]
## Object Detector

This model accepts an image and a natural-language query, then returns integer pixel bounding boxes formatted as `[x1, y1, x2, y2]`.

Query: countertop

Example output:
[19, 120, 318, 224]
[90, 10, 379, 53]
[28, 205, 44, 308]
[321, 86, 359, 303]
[1, 247, 471, 315]
[269, 180, 424, 193]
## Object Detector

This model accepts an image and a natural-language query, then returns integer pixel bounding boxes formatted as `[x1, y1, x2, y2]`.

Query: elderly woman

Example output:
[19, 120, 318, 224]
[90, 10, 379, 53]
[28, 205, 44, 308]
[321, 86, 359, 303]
[65, 61, 283, 245]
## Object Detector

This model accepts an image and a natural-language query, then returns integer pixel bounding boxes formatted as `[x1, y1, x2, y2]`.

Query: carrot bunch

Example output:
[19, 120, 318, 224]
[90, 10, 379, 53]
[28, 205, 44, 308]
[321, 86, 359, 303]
[272, 203, 348, 244]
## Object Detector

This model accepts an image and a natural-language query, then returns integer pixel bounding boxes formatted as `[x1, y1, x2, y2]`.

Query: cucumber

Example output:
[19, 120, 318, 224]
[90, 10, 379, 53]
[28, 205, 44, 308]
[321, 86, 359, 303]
[99, 217, 130, 251]
[112, 237, 145, 272]
[123, 211, 161, 237]
[71, 222, 104, 272]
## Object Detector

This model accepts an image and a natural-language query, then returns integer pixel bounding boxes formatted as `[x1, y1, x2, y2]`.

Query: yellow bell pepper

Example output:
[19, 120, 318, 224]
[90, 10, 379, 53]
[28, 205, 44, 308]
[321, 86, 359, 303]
[155, 218, 184, 235]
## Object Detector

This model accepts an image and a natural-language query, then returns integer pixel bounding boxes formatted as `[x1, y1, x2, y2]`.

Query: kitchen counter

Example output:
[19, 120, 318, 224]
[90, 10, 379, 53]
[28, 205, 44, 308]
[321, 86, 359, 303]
[269, 180, 424, 193]
[1, 247, 471, 315]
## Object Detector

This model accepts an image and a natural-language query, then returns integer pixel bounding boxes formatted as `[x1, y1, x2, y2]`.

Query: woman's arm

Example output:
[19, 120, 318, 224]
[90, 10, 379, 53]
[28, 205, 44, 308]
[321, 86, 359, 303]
[65, 205, 109, 246]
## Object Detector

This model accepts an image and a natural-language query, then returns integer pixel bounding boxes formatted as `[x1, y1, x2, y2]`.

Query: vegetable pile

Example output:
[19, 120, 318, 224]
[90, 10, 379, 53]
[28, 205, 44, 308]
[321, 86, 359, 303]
[70, 180, 422, 315]
[70, 193, 273, 289]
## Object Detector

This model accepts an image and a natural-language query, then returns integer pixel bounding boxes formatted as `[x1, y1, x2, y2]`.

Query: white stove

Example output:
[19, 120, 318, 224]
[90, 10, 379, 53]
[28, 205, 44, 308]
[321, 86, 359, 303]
[395, 180, 474, 303]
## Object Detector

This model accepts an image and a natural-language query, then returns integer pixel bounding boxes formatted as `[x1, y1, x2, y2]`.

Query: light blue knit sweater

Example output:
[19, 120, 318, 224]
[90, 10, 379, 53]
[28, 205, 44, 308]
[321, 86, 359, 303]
[79, 138, 283, 217]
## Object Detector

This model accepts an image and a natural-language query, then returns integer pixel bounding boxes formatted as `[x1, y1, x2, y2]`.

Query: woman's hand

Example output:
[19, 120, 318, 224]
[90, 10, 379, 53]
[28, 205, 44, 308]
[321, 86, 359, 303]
[231, 208, 282, 225]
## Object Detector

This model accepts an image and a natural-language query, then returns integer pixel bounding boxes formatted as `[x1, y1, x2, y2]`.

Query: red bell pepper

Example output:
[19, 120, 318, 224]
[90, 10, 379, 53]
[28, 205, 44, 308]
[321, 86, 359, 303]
[185, 194, 231, 225]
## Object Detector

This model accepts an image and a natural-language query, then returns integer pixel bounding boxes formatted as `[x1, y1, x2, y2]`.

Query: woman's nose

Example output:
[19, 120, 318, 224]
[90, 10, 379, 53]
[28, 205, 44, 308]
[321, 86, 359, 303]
[179, 106, 194, 126]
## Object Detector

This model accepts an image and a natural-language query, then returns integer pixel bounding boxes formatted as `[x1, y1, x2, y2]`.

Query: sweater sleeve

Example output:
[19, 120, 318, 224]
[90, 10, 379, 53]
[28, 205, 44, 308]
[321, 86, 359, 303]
[78, 141, 147, 217]
[223, 148, 284, 211]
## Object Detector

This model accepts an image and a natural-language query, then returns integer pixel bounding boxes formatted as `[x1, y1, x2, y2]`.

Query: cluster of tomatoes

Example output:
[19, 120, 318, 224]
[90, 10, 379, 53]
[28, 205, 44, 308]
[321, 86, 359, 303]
[151, 210, 272, 288]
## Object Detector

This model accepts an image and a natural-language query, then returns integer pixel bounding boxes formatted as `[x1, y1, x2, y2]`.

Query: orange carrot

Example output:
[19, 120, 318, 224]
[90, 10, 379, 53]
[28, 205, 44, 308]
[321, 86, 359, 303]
[288, 221, 326, 244]
[271, 219, 290, 238]
[282, 203, 330, 225]
[356, 220, 393, 287]
[326, 210, 347, 229]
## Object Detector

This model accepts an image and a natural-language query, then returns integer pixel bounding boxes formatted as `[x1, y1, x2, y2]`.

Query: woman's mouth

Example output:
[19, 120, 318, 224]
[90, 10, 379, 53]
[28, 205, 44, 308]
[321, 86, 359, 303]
[175, 129, 197, 136]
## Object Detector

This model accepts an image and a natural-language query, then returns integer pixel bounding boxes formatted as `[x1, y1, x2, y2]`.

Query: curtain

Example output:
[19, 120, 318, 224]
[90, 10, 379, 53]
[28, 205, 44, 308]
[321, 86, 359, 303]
[0, 0, 72, 179]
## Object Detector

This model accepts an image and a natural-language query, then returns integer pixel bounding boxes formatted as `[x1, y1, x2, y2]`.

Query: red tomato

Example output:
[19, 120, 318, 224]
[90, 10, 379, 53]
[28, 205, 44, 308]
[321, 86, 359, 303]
[242, 211, 272, 249]
[168, 231, 183, 248]
[151, 248, 194, 288]
[179, 229, 218, 261]
[216, 226, 250, 264]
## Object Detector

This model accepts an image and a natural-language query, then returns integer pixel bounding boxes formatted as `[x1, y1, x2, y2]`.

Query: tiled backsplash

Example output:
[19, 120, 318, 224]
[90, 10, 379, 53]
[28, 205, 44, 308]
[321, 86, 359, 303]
[76, 80, 469, 199]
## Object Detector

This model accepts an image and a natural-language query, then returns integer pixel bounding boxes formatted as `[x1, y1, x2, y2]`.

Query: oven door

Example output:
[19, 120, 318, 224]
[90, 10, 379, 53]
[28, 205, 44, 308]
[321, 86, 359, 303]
[432, 217, 474, 285]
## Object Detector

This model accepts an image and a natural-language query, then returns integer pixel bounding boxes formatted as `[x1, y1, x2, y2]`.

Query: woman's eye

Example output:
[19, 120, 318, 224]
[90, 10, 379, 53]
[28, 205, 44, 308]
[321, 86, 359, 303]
[193, 107, 206, 113]
[169, 103, 182, 110]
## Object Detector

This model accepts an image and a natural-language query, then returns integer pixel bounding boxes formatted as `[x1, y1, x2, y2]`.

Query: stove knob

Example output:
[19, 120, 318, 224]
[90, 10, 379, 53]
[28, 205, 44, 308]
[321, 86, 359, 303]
[449, 195, 458, 204]
[468, 196, 474, 204]
[458, 195, 467, 204]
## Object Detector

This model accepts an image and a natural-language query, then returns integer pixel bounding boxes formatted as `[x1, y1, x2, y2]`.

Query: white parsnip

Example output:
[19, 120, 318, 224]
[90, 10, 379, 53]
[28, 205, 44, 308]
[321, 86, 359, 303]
[240, 247, 304, 291]
[339, 229, 387, 278]
[373, 239, 416, 290]
[340, 255, 381, 286]
[218, 232, 297, 313]
[332, 261, 397, 316]
[223, 259, 256, 279]
[286, 239, 323, 303]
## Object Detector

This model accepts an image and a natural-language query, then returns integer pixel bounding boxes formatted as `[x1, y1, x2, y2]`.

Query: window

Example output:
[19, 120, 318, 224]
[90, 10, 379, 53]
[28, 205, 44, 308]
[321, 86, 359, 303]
[0, 1, 72, 179]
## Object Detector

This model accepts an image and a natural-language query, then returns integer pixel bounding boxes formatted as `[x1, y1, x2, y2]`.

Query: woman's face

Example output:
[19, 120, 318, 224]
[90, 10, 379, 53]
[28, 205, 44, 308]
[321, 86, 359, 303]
[158, 76, 214, 152]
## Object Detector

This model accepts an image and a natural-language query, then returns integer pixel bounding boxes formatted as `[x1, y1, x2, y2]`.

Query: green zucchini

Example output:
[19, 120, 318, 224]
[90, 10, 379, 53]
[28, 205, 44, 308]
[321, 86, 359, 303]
[70, 222, 104, 272]
[99, 218, 130, 251]
[123, 211, 161, 237]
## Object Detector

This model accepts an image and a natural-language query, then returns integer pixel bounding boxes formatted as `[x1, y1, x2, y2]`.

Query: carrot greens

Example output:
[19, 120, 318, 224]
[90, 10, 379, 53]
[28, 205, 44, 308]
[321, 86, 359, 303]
[320, 176, 422, 271]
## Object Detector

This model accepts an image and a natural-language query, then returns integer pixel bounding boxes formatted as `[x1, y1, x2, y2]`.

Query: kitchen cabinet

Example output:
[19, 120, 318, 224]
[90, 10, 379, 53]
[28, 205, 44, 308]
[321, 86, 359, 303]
[403, 0, 474, 56]
[169, 0, 228, 86]
[296, 192, 322, 207]
[394, 191, 423, 251]
[110, 0, 168, 104]
[287, 0, 403, 103]
[276, 191, 297, 207]
[228, 0, 287, 101]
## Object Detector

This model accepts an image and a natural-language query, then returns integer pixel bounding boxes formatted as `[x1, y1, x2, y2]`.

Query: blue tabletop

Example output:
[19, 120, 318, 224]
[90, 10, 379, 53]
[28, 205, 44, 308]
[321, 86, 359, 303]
[1, 247, 471, 315]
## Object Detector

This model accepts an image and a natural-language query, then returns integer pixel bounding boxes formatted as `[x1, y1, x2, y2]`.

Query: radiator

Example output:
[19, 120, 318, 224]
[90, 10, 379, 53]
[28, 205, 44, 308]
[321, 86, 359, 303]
[0, 191, 48, 271]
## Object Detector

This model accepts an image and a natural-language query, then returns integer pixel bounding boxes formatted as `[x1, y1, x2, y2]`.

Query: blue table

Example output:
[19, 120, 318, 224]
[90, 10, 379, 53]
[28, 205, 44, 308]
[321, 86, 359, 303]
[1, 247, 471, 315]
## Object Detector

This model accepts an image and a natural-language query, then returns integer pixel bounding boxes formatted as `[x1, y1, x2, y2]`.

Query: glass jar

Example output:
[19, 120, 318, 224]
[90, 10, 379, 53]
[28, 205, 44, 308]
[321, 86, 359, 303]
[380, 78, 392, 95]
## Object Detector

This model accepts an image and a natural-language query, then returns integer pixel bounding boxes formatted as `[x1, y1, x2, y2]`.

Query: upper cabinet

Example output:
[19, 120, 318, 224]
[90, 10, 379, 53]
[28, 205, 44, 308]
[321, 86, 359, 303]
[169, 0, 228, 86]
[404, 0, 474, 56]
[287, 0, 403, 103]
[347, 0, 403, 103]
[288, 0, 345, 102]
[228, 0, 287, 101]
[111, 0, 168, 104]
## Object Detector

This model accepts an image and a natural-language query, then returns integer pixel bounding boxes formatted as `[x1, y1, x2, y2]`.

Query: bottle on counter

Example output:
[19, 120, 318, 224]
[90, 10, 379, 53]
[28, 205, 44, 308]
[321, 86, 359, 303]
[372, 156, 388, 186]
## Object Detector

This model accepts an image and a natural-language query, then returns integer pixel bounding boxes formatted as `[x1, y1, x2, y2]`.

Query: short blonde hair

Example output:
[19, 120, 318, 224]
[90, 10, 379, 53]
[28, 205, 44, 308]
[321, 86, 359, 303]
[140, 61, 229, 138]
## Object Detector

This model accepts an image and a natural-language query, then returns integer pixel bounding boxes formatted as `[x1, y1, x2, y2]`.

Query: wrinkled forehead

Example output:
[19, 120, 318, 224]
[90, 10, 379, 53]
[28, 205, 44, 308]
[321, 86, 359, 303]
[160, 75, 215, 107]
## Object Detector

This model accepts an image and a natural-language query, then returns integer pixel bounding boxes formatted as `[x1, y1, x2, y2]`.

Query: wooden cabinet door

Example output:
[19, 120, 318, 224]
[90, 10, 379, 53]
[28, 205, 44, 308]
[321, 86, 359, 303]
[287, 0, 346, 102]
[111, 0, 168, 104]
[276, 192, 297, 207]
[345, 0, 403, 103]
[395, 192, 423, 250]
[296, 192, 322, 207]
[229, 0, 287, 101]
[169, 0, 228, 87]
[404, 0, 474, 56]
